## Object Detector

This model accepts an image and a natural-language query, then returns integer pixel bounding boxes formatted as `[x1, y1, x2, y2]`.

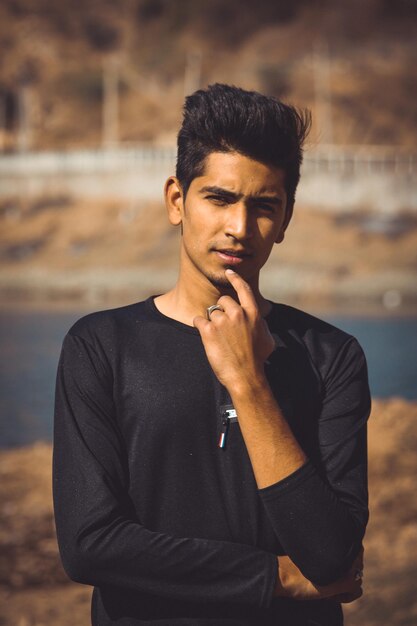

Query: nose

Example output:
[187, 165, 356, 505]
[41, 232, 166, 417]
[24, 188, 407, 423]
[224, 203, 253, 240]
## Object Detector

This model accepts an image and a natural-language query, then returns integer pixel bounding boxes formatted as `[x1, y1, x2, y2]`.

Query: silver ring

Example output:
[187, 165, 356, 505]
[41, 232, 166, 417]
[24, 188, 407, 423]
[206, 304, 224, 320]
[354, 569, 363, 581]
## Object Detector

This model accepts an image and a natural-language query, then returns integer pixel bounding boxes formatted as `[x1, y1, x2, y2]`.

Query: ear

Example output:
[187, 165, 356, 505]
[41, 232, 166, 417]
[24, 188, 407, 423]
[275, 230, 285, 244]
[275, 201, 293, 244]
[164, 176, 184, 226]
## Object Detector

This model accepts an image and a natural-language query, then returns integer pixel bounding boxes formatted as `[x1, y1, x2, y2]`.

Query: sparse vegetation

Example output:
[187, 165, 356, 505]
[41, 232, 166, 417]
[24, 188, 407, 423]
[0, 0, 416, 150]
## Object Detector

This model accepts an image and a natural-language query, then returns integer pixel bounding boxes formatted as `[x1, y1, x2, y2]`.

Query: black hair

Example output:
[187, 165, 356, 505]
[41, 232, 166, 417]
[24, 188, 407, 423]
[176, 83, 311, 212]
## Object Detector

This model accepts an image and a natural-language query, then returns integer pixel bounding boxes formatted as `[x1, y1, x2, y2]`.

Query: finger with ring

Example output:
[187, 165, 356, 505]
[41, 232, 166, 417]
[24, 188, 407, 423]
[206, 305, 225, 320]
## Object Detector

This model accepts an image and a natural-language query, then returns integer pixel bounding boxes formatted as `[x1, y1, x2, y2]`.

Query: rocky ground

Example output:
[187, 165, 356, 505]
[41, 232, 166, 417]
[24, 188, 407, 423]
[0, 398, 416, 625]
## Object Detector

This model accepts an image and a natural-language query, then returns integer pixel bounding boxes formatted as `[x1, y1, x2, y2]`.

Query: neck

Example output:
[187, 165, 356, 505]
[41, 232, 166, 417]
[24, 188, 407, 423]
[154, 258, 270, 327]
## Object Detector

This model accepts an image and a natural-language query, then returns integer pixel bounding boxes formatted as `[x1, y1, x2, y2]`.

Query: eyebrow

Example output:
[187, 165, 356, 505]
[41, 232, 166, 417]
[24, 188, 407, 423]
[199, 185, 283, 204]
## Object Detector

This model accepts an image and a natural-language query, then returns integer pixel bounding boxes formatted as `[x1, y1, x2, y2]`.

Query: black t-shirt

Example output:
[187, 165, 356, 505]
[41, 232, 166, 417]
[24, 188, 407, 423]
[53, 297, 371, 625]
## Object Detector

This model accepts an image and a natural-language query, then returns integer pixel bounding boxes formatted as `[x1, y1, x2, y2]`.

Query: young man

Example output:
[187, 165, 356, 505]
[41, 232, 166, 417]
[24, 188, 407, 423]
[53, 84, 370, 626]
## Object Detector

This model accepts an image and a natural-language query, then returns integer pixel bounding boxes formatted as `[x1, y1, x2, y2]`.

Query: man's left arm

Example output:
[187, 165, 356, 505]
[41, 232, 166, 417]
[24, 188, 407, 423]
[194, 269, 370, 587]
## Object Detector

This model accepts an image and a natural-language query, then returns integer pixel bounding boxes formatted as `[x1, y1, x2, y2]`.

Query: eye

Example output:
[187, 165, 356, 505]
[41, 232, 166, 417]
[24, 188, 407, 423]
[255, 203, 276, 213]
[206, 195, 229, 206]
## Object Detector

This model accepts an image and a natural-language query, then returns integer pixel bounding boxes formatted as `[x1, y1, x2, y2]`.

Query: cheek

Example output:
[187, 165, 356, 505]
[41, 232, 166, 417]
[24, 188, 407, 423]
[258, 220, 282, 242]
[182, 221, 205, 256]
[185, 210, 219, 240]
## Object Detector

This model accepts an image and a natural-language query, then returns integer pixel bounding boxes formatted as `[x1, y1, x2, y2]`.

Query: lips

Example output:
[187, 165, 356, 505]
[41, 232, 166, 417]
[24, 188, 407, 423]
[214, 249, 252, 265]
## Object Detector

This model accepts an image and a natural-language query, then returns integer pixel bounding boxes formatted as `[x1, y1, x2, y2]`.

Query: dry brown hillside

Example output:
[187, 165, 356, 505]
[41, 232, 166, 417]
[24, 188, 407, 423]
[0, 0, 416, 150]
[1, 196, 417, 308]
[1, 193, 417, 308]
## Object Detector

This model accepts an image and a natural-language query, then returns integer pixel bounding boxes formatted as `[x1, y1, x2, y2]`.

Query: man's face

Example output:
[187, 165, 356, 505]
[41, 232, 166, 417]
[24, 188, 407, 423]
[170, 151, 290, 290]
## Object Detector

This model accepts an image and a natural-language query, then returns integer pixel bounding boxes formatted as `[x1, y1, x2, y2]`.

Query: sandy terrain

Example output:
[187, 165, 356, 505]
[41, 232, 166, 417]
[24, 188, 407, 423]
[1, 197, 416, 311]
[0, 398, 416, 625]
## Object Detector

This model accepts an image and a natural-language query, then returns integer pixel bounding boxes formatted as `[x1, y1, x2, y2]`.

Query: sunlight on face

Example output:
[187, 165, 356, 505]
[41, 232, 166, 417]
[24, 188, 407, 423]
[180, 151, 289, 290]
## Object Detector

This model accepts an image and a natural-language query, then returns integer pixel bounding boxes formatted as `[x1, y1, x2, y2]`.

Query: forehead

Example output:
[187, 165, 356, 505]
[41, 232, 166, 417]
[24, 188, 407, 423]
[194, 151, 286, 195]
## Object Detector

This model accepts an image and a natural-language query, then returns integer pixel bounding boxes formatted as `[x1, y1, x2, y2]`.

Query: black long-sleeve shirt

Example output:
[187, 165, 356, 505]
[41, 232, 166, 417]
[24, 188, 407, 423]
[53, 297, 370, 625]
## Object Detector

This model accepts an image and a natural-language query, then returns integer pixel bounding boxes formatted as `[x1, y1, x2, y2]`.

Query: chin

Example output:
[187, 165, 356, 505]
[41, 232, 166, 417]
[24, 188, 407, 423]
[206, 272, 235, 290]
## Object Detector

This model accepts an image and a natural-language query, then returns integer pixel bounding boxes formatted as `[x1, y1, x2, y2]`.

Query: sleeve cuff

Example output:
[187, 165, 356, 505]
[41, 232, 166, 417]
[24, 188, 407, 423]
[260, 551, 278, 609]
[258, 460, 317, 501]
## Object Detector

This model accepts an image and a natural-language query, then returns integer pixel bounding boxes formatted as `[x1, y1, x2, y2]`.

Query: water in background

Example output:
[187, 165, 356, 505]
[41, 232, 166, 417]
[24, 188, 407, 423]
[0, 308, 416, 449]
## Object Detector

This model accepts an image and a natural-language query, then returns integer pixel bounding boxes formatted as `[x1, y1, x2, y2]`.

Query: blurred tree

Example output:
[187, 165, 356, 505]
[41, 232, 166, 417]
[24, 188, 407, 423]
[84, 17, 121, 52]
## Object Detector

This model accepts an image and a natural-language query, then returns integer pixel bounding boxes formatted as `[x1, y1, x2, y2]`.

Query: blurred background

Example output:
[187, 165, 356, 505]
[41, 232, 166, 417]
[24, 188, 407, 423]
[0, 0, 416, 624]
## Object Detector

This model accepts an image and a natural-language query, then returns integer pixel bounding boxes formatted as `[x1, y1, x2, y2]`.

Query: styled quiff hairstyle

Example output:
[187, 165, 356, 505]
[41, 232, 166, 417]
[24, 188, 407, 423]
[176, 83, 311, 214]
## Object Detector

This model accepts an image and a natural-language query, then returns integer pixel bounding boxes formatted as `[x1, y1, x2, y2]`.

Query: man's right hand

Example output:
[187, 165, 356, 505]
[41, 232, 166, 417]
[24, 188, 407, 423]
[274, 549, 364, 603]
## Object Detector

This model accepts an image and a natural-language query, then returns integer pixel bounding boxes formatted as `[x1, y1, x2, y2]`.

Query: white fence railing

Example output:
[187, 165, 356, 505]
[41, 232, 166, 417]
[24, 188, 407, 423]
[0, 146, 177, 175]
[0, 144, 415, 175]
[0, 145, 415, 212]
[303, 145, 415, 175]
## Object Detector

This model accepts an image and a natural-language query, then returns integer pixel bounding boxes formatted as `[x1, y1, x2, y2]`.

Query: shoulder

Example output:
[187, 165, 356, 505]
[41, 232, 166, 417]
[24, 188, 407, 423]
[267, 301, 351, 343]
[61, 299, 156, 364]
[267, 302, 367, 376]
[59, 299, 155, 373]
[67, 299, 151, 343]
